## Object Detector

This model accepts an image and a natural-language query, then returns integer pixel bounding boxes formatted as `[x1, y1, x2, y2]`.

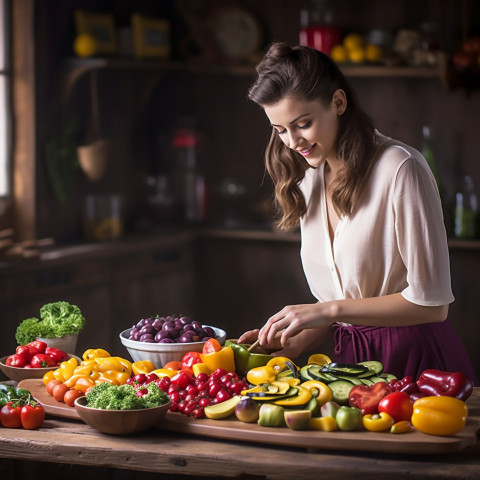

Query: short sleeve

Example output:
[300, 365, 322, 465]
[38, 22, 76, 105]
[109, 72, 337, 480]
[393, 158, 454, 306]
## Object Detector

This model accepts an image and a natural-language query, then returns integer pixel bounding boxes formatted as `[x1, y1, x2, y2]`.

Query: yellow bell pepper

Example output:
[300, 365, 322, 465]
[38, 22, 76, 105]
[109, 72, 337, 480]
[73, 376, 96, 393]
[95, 371, 121, 385]
[201, 347, 235, 373]
[246, 365, 277, 385]
[153, 368, 178, 378]
[42, 370, 55, 386]
[95, 356, 132, 376]
[411, 396, 468, 436]
[300, 380, 333, 407]
[73, 359, 97, 377]
[192, 362, 211, 377]
[59, 357, 79, 381]
[83, 348, 111, 361]
[266, 356, 297, 373]
[362, 412, 395, 432]
[310, 416, 338, 431]
[132, 360, 157, 375]
[390, 420, 412, 434]
[53, 368, 66, 382]
[64, 373, 91, 389]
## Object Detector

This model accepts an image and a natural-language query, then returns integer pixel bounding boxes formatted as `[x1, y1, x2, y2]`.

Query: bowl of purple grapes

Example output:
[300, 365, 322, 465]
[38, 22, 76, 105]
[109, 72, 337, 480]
[119, 315, 227, 368]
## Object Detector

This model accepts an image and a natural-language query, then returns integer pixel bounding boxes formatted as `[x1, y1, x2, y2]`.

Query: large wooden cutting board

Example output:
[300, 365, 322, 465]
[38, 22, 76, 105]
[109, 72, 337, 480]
[19, 379, 480, 455]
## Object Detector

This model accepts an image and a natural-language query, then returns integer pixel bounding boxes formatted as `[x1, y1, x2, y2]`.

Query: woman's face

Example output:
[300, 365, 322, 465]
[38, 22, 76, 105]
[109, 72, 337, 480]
[264, 92, 345, 168]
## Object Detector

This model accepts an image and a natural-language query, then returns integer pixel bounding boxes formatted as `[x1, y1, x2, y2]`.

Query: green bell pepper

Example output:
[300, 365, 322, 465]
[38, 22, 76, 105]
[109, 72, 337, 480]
[225, 340, 272, 376]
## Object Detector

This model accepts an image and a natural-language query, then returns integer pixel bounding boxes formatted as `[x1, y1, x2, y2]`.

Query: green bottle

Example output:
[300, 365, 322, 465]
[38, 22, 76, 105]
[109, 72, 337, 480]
[454, 175, 478, 239]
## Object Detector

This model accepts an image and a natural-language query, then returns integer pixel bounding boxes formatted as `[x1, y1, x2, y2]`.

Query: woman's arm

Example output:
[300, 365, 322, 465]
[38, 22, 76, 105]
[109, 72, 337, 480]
[259, 293, 449, 347]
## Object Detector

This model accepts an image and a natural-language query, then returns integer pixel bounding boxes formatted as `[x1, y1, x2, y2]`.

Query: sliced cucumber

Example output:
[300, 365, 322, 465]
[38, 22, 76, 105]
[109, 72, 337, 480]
[357, 360, 383, 376]
[308, 365, 339, 383]
[328, 380, 354, 404]
[360, 378, 374, 386]
[300, 365, 316, 381]
[379, 372, 397, 382]
[321, 362, 369, 376]
[335, 375, 364, 385]
[370, 376, 388, 383]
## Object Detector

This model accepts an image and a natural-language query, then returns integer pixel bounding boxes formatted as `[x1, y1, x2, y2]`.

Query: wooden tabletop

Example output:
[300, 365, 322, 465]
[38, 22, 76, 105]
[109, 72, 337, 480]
[1, 389, 480, 480]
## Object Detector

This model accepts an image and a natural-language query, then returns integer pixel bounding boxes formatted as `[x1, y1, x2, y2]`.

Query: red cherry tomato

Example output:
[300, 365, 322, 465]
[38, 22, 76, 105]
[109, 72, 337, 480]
[171, 371, 192, 390]
[378, 391, 414, 423]
[20, 404, 45, 429]
[0, 402, 22, 428]
[180, 351, 203, 370]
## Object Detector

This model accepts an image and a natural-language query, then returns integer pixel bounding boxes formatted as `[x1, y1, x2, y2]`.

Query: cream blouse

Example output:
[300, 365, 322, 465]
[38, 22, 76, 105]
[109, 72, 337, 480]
[299, 131, 454, 307]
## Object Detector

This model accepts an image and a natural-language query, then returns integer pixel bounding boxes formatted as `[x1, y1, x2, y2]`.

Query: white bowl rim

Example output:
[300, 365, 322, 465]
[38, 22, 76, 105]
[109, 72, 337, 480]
[119, 325, 226, 350]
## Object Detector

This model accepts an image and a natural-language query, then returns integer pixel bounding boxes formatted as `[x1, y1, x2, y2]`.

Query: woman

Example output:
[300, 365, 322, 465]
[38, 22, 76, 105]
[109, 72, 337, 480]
[238, 42, 478, 383]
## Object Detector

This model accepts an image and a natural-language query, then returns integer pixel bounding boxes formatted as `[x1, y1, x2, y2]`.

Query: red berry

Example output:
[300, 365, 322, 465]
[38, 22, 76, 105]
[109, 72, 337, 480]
[196, 373, 209, 383]
[208, 382, 221, 397]
[198, 397, 211, 408]
[215, 389, 231, 402]
[191, 407, 204, 419]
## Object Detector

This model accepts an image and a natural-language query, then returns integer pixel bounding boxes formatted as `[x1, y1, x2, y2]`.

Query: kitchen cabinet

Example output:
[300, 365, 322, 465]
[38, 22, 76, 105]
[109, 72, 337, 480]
[0, 232, 194, 363]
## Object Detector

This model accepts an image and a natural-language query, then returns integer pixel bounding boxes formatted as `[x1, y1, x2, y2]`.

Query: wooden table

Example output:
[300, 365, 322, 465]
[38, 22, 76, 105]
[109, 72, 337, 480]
[1, 405, 479, 479]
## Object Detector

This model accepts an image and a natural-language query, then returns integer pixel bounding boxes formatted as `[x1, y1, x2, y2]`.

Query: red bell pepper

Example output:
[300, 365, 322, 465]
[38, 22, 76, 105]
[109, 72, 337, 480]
[348, 382, 393, 415]
[389, 375, 420, 395]
[416, 369, 474, 401]
[30, 354, 57, 368]
[6, 353, 27, 368]
[27, 340, 47, 354]
[45, 347, 68, 363]
[15, 345, 33, 363]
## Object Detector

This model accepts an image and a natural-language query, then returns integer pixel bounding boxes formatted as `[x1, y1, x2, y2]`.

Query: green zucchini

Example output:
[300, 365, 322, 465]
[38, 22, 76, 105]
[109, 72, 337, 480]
[357, 360, 383, 376]
[321, 362, 369, 376]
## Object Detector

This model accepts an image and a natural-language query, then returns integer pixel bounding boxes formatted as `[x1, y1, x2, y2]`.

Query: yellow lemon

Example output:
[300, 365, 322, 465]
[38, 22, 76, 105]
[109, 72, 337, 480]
[348, 47, 366, 63]
[307, 353, 332, 366]
[343, 33, 364, 51]
[365, 44, 382, 63]
[330, 44, 348, 63]
[74, 34, 97, 57]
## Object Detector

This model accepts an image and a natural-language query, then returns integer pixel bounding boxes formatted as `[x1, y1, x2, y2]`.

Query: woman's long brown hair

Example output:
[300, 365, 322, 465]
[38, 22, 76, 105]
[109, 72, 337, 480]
[248, 42, 376, 231]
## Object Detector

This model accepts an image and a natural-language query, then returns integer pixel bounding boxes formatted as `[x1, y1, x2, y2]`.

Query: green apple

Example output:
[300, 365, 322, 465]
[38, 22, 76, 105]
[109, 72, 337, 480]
[335, 406, 362, 431]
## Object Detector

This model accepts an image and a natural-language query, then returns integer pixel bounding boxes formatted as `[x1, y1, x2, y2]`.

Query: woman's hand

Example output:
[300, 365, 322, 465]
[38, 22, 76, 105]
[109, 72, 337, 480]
[259, 303, 335, 347]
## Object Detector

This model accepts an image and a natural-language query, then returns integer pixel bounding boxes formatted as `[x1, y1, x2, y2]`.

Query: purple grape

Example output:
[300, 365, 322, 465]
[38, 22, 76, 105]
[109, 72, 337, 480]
[155, 330, 170, 342]
[152, 318, 163, 330]
[179, 316, 190, 325]
[202, 326, 215, 338]
[139, 325, 155, 335]
[178, 332, 195, 343]
[159, 338, 174, 343]
[140, 334, 154, 342]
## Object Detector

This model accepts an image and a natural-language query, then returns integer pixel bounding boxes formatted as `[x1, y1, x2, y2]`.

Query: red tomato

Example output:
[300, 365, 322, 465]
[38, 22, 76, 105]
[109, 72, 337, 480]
[378, 391, 414, 423]
[202, 338, 221, 355]
[348, 382, 393, 415]
[0, 403, 22, 428]
[181, 352, 203, 370]
[46, 379, 62, 396]
[163, 361, 182, 371]
[20, 404, 45, 429]
[52, 384, 70, 403]
[171, 371, 192, 390]
[63, 389, 82, 407]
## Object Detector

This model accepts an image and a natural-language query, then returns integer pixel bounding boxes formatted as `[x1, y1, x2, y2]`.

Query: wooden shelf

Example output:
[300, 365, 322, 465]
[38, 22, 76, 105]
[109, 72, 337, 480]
[61, 55, 452, 102]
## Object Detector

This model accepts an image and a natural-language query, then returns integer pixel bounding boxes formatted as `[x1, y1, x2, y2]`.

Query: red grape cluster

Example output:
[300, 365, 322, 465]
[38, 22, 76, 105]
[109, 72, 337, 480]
[128, 368, 249, 419]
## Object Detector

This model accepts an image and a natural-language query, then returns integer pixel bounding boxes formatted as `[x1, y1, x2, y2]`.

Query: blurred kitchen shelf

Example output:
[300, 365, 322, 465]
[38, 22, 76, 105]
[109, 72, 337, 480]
[61, 55, 453, 101]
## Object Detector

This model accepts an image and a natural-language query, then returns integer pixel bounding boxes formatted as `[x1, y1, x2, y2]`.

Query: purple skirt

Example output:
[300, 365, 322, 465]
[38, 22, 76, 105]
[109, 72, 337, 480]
[333, 320, 479, 385]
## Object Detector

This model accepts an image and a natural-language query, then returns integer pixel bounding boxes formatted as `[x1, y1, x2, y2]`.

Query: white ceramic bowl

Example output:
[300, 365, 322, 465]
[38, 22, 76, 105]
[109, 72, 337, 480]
[119, 326, 227, 368]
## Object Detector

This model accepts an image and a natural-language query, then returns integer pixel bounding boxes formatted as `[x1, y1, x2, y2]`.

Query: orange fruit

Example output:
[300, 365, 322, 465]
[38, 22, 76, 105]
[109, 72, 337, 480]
[73, 34, 97, 58]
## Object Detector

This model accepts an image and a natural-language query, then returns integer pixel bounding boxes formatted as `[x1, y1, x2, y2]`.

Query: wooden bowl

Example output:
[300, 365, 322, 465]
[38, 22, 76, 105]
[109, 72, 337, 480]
[0, 354, 81, 382]
[74, 396, 171, 435]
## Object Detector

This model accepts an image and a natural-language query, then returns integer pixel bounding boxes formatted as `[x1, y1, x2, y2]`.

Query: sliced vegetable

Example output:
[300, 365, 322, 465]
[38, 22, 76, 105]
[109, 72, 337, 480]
[328, 380, 355, 405]
[362, 412, 395, 432]
[348, 382, 393, 415]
